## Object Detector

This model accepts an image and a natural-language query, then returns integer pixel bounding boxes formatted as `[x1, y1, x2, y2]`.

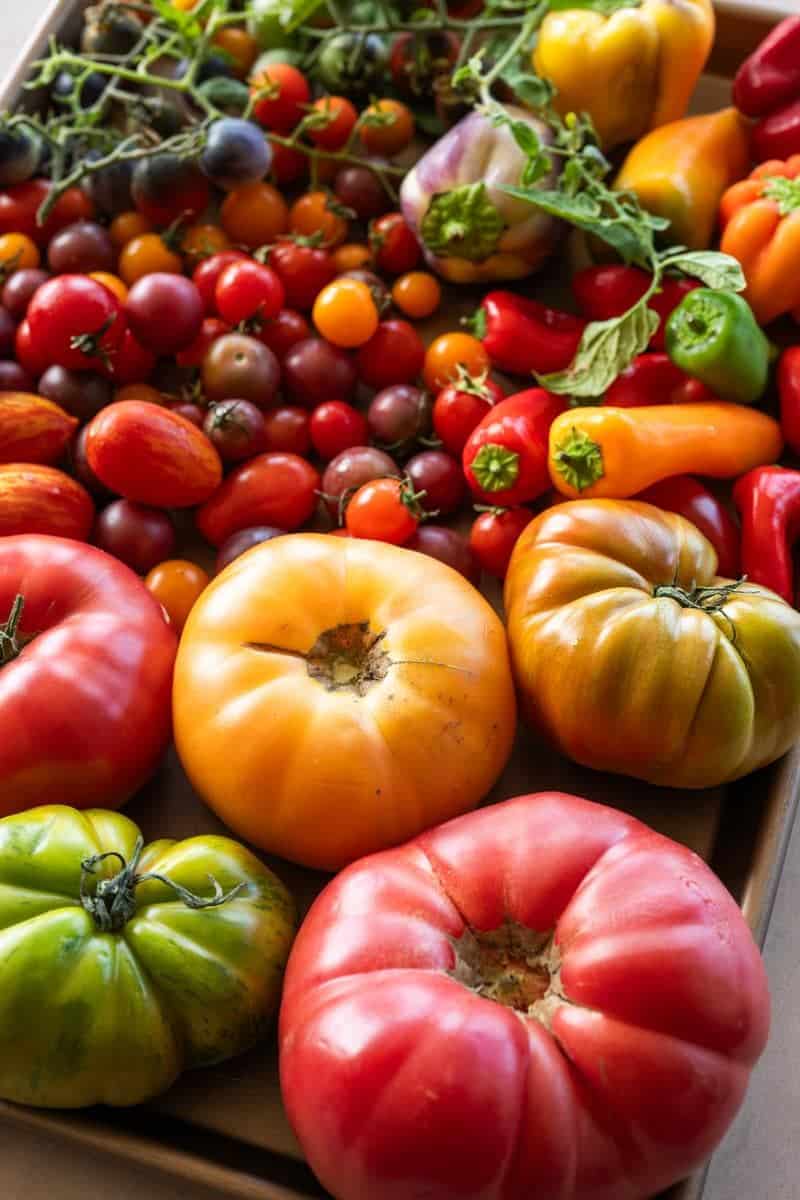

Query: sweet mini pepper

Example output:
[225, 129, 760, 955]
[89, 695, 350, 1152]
[637, 475, 740, 577]
[779, 346, 800, 456]
[463, 387, 566, 507]
[533, 0, 715, 150]
[472, 291, 586, 377]
[720, 157, 800, 326]
[734, 466, 800, 606]
[733, 16, 800, 117]
[605, 353, 713, 407]
[665, 289, 771, 405]
[614, 107, 750, 249]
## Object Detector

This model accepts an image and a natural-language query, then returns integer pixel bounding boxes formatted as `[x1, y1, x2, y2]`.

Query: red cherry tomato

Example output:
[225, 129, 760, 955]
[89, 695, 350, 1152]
[196, 452, 320, 544]
[270, 139, 308, 186]
[469, 507, 533, 578]
[215, 259, 285, 325]
[26, 275, 125, 372]
[310, 401, 369, 461]
[107, 328, 157, 385]
[308, 96, 359, 151]
[263, 406, 311, 455]
[356, 319, 425, 389]
[433, 373, 504, 456]
[257, 308, 312, 359]
[0, 179, 94, 247]
[269, 241, 336, 311]
[193, 249, 249, 314]
[345, 477, 422, 544]
[369, 213, 421, 275]
[176, 317, 231, 369]
[250, 63, 311, 133]
[15, 319, 49, 378]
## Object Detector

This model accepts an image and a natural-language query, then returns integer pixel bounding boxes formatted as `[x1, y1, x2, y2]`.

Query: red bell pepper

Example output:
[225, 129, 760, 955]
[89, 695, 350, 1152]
[752, 97, 800, 163]
[605, 353, 714, 407]
[637, 475, 740, 578]
[733, 16, 800, 118]
[572, 266, 699, 351]
[473, 291, 586, 376]
[463, 387, 566, 506]
[778, 347, 800, 456]
[733, 465, 800, 605]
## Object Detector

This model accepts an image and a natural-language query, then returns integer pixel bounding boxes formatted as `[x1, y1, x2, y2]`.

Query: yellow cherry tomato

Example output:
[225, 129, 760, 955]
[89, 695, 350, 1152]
[180, 223, 231, 269]
[118, 233, 183, 285]
[145, 559, 210, 633]
[0, 232, 40, 273]
[313, 278, 379, 348]
[392, 271, 442, 320]
[109, 211, 153, 249]
[90, 272, 129, 304]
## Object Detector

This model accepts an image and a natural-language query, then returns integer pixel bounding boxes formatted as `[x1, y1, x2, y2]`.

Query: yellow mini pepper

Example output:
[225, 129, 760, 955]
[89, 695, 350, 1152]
[533, 0, 715, 150]
[614, 107, 751, 249]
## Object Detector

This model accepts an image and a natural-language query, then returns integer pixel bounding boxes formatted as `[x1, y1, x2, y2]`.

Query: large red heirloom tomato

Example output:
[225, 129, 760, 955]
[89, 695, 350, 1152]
[279, 792, 770, 1200]
[0, 535, 177, 815]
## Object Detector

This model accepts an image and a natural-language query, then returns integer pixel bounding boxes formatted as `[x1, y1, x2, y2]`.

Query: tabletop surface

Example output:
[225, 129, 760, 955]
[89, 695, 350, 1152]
[0, 3, 796, 1199]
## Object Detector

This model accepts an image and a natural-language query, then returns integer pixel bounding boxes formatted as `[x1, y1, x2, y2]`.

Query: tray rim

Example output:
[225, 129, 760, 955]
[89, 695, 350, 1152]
[0, 2, 795, 1198]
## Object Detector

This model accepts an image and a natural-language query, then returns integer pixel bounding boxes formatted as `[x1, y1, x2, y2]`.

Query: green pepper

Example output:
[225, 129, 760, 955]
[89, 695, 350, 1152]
[665, 288, 770, 405]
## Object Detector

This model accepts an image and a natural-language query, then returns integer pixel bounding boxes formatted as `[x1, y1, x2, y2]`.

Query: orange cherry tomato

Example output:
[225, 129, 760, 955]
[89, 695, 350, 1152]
[0, 232, 40, 274]
[359, 99, 415, 157]
[309, 96, 358, 152]
[211, 27, 259, 79]
[423, 332, 490, 391]
[110, 211, 153, 249]
[392, 271, 442, 319]
[289, 191, 348, 248]
[221, 181, 289, 249]
[313, 278, 379, 348]
[90, 272, 129, 305]
[181, 222, 231, 269]
[345, 477, 420, 544]
[118, 233, 183, 285]
[113, 383, 166, 405]
[332, 243, 372, 273]
[145, 559, 210, 633]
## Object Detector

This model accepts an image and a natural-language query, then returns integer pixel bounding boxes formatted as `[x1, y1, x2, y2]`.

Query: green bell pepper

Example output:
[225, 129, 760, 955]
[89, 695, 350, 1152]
[665, 288, 771, 405]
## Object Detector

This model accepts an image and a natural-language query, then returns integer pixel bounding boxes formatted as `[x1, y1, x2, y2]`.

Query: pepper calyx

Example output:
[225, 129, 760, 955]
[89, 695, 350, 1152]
[553, 427, 604, 491]
[470, 443, 520, 492]
[421, 183, 504, 262]
[763, 174, 800, 218]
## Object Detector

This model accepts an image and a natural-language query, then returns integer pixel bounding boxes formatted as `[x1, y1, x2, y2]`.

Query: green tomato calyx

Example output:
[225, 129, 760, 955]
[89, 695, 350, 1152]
[421, 183, 504, 262]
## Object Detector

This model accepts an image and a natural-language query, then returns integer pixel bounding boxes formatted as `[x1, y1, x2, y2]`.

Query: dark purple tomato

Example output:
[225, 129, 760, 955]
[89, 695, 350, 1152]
[405, 449, 465, 515]
[71, 424, 113, 500]
[321, 445, 399, 520]
[47, 220, 115, 275]
[405, 524, 480, 584]
[87, 156, 134, 216]
[131, 153, 210, 227]
[0, 129, 40, 189]
[341, 268, 391, 315]
[203, 399, 266, 463]
[0, 360, 33, 392]
[168, 401, 204, 427]
[126, 274, 204, 355]
[334, 165, 391, 220]
[367, 384, 431, 454]
[215, 524, 286, 573]
[38, 365, 112, 421]
[201, 117, 272, 190]
[94, 499, 176, 574]
[202, 333, 281, 407]
[2, 267, 49, 319]
[283, 337, 357, 408]
[0, 307, 15, 356]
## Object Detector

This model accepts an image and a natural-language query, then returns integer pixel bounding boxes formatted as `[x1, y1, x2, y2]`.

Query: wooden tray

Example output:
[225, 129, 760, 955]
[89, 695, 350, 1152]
[0, 3, 796, 1199]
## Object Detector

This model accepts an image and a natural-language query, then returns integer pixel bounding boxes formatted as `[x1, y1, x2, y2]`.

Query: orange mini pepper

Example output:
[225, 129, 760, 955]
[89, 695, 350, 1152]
[720, 155, 800, 325]
[614, 107, 750, 250]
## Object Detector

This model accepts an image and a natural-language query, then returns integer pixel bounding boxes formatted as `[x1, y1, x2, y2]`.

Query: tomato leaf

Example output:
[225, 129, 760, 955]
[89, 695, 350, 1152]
[538, 301, 659, 398]
[659, 250, 747, 292]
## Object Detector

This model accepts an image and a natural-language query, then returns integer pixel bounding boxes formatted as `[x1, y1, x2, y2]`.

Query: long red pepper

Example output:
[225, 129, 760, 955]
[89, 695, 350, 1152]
[473, 291, 586, 376]
[605, 353, 714, 407]
[733, 15, 800, 117]
[572, 266, 698, 351]
[778, 346, 800, 456]
[638, 475, 740, 578]
[733, 466, 800, 605]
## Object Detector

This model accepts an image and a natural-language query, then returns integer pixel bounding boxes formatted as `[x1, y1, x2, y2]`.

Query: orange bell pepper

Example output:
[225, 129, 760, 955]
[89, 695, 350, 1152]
[614, 107, 751, 249]
[720, 156, 800, 325]
[548, 403, 783, 499]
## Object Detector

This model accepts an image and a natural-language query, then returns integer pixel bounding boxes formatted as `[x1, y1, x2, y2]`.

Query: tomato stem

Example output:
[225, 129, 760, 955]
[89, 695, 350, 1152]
[0, 594, 26, 667]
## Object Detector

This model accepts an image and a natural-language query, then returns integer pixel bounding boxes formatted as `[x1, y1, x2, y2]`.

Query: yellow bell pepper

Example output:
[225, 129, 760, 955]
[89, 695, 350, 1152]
[533, 0, 715, 149]
[614, 107, 751, 249]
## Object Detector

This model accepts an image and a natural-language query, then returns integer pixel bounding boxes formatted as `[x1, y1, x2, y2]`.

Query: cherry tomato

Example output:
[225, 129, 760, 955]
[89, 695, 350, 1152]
[309, 96, 358, 151]
[321, 445, 399, 521]
[131, 154, 210, 227]
[113, 383, 164, 405]
[215, 259, 284, 324]
[406, 524, 480, 583]
[367, 384, 430, 453]
[332, 243, 372, 273]
[341, 267, 390, 315]
[126, 274, 203, 355]
[390, 29, 460, 101]
[215, 525, 285, 572]
[0, 179, 94, 247]
[334, 166, 390, 221]
[250, 63, 311, 133]
[433, 371, 504, 456]
[196, 452, 321, 544]
[290, 192, 349, 249]
[283, 337, 357, 407]
[257, 308, 311, 359]
[202, 332, 280, 407]
[406, 449, 465, 515]
[269, 240, 336, 311]
[359, 99, 415, 156]
[356, 319, 425, 389]
[268, 138, 307, 187]
[94, 499, 176, 574]
[47, 221, 114, 275]
[145, 559, 209, 632]
[370, 213, 420, 275]
[211, 27, 259, 79]
[220, 180, 289, 248]
[346, 477, 422, 544]
[0, 232, 39, 274]
[106, 328, 157, 386]
[71, 425, 112, 500]
[469, 507, 534, 579]
[109, 210, 152, 249]
[2, 267, 48, 319]
[193, 249, 248, 314]
[0, 309, 15, 357]
[263, 405, 311, 455]
[203, 399, 266, 463]
[180, 222, 231, 269]
[118, 233, 182, 285]
[313, 278, 378, 348]
[39, 364, 112, 422]
[90, 272, 129, 305]
[392, 271, 441, 320]
[310, 401, 369, 461]
[27, 275, 125, 372]
[423, 332, 489, 392]
[176, 316, 230, 368]
[14, 320, 48, 377]
[0, 361, 34, 393]
[168, 401, 204, 427]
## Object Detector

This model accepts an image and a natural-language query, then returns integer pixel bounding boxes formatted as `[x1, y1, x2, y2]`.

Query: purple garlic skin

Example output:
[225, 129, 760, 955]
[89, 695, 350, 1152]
[400, 106, 561, 284]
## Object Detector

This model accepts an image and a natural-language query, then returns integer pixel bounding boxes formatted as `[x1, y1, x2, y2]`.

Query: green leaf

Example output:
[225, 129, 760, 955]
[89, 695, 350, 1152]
[547, 0, 642, 13]
[284, 0, 328, 32]
[508, 119, 543, 158]
[659, 250, 746, 293]
[503, 67, 555, 111]
[504, 185, 657, 264]
[538, 301, 659, 398]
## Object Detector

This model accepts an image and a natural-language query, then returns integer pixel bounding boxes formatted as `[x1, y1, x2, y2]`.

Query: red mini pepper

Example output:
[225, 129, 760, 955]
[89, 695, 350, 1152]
[605, 353, 714, 407]
[779, 347, 800, 456]
[752, 98, 800, 163]
[733, 465, 800, 605]
[473, 291, 586, 376]
[733, 16, 800, 118]
[637, 475, 740, 578]
[572, 266, 699, 351]
[463, 387, 566, 507]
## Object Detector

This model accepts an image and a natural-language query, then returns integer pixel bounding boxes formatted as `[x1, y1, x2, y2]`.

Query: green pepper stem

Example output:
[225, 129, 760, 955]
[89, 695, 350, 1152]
[553, 427, 604, 491]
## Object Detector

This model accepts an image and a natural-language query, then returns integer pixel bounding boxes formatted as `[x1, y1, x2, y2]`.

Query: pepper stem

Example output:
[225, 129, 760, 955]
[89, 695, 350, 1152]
[0, 594, 26, 667]
[470, 443, 520, 492]
[552, 427, 604, 491]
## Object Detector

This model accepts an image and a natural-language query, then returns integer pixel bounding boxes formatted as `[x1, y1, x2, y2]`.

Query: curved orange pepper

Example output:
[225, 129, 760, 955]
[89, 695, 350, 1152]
[720, 155, 800, 325]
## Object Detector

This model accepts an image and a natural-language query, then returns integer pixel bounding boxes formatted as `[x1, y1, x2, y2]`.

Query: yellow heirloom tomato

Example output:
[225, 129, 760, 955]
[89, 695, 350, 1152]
[173, 534, 517, 870]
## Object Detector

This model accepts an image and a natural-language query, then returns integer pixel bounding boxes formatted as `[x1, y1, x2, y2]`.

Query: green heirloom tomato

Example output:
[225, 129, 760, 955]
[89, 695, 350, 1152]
[0, 806, 296, 1108]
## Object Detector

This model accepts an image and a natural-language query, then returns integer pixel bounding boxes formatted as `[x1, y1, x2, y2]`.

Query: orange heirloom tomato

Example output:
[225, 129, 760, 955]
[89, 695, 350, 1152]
[221, 181, 289, 249]
[0, 464, 94, 539]
[0, 394, 77, 465]
[174, 534, 517, 869]
[90, 272, 129, 304]
[505, 499, 800, 788]
[289, 191, 348, 248]
[110, 211, 153, 250]
[119, 233, 183, 285]
[145, 559, 210, 633]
